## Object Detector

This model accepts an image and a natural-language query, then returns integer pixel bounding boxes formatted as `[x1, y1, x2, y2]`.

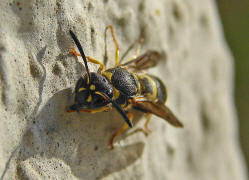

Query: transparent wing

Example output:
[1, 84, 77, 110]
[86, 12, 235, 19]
[119, 50, 161, 72]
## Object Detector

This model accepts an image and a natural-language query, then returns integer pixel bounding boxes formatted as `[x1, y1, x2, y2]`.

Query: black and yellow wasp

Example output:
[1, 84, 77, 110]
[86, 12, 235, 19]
[68, 26, 183, 149]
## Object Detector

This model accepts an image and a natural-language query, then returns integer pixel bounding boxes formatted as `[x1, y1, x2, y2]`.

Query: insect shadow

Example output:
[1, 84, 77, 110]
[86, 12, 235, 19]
[16, 88, 145, 179]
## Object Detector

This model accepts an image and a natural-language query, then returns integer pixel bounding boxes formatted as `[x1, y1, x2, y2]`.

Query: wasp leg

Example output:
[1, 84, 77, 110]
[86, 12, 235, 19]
[71, 47, 81, 56]
[105, 25, 120, 67]
[67, 105, 110, 113]
[70, 47, 105, 72]
[144, 113, 152, 135]
[134, 38, 144, 57]
[130, 37, 144, 60]
[120, 37, 144, 64]
[86, 56, 104, 72]
[109, 112, 133, 149]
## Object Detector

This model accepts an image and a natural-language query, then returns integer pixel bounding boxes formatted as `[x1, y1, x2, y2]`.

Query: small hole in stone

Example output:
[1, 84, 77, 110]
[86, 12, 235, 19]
[52, 63, 62, 76]
[88, 2, 94, 11]
[201, 107, 211, 133]
[90, 27, 96, 49]
[199, 14, 209, 29]
[91, 28, 95, 33]
[172, 3, 182, 22]
[138, 2, 145, 11]
[186, 150, 196, 168]
[166, 144, 175, 156]
[30, 62, 42, 79]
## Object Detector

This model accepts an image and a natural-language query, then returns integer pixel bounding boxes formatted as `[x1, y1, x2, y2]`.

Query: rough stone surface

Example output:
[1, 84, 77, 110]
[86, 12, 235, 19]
[0, 0, 247, 180]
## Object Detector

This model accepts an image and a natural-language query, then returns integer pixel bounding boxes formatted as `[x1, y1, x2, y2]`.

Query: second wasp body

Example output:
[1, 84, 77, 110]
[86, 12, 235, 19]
[68, 26, 183, 149]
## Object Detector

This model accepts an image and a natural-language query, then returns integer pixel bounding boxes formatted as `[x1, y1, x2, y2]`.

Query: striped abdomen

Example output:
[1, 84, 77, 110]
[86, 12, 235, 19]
[136, 74, 167, 104]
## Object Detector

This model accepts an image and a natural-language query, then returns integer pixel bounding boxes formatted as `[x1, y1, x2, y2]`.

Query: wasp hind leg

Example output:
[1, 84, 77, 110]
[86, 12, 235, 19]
[144, 113, 152, 135]
[120, 37, 144, 64]
[109, 112, 133, 149]
[67, 105, 110, 113]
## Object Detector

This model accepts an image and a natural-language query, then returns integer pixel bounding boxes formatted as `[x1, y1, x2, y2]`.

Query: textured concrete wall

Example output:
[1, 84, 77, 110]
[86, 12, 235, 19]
[0, 0, 247, 179]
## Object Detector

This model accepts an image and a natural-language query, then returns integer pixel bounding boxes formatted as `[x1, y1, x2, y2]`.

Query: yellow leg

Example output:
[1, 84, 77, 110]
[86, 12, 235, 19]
[105, 25, 120, 67]
[109, 112, 133, 149]
[71, 47, 81, 56]
[144, 113, 152, 135]
[86, 56, 104, 72]
[67, 105, 110, 113]
[71, 47, 105, 72]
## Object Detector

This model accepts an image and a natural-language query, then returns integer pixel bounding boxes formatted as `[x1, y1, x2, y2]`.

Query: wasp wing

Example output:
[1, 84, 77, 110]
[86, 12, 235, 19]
[120, 50, 161, 71]
[132, 100, 183, 127]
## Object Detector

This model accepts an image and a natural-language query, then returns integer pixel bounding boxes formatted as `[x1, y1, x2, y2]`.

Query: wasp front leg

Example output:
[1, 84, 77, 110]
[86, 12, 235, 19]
[71, 47, 105, 72]
[71, 47, 81, 56]
[109, 111, 133, 149]
[67, 105, 110, 113]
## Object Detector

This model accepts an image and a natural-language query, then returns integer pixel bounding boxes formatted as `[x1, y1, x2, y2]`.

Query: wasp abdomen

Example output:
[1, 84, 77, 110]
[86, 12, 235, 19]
[137, 74, 167, 103]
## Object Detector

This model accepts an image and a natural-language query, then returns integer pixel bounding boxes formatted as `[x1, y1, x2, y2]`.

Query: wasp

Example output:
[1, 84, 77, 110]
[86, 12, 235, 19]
[68, 26, 183, 149]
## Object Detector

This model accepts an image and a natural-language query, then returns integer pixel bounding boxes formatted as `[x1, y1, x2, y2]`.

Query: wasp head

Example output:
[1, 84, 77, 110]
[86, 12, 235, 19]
[70, 72, 113, 110]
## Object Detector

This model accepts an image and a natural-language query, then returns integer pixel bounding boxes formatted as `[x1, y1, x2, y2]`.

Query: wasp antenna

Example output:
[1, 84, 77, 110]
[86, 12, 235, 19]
[95, 91, 133, 128]
[69, 30, 90, 84]
[110, 100, 133, 128]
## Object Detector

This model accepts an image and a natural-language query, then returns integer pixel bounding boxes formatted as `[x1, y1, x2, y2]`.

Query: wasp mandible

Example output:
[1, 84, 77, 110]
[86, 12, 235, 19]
[68, 26, 183, 149]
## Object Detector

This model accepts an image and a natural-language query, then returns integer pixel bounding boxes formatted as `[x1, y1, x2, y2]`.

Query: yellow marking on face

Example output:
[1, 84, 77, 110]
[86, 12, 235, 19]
[101, 71, 112, 81]
[90, 84, 95, 91]
[87, 94, 92, 102]
[113, 87, 120, 100]
[95, 91, 109, 101]
[78, 87, 86, 92]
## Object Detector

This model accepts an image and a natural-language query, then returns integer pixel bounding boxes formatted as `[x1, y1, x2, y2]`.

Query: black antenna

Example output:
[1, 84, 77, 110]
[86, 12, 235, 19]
[96, 92, 133, 128]
[69, 30, 90, 84]
[110, 100, 133, 128]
